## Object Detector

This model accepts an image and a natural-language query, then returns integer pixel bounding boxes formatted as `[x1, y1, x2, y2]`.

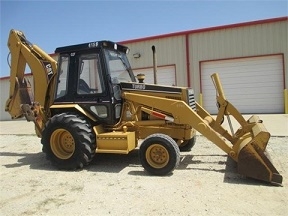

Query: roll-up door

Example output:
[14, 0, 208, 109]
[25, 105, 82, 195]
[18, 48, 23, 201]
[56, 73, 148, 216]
[201, 55, 284, 114]
[133, 65, 176, 86]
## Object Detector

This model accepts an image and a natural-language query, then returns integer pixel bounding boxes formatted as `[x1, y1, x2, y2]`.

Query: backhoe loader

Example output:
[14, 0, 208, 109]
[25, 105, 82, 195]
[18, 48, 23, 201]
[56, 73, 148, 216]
[5, 29, 283, 185]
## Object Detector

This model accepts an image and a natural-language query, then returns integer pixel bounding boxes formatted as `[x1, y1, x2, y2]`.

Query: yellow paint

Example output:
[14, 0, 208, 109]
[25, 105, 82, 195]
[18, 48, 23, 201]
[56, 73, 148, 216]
[96, 131, 136, 154]
[199, 93, 203, 107]
[50, 104, 97, 121]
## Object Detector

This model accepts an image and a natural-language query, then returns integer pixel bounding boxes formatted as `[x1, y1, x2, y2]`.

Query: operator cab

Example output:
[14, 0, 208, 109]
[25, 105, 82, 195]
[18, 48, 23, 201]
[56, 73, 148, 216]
[53, 41, 136, 125]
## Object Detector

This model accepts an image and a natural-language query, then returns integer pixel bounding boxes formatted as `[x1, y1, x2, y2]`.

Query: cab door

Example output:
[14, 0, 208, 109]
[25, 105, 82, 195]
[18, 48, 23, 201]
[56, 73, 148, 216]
[54, 49, 123, 125]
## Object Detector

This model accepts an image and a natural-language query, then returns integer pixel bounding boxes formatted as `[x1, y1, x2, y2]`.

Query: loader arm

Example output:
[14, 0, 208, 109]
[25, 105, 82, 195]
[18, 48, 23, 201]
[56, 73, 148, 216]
[122, 92, 234, 155]
[5, 29, 58, 135]
[122, 73, 282, 185]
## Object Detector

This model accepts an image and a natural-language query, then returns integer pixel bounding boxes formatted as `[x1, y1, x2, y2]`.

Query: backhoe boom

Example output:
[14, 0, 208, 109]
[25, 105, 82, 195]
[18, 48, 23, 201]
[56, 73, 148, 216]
[5, 30, 57, 135]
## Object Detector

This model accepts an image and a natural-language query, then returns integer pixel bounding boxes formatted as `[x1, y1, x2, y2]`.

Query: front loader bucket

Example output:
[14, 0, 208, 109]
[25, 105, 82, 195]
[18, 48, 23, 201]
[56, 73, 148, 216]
[234, 116, 283, 185]
[237, 142, 283, 185]
[206, 73, 283, 185]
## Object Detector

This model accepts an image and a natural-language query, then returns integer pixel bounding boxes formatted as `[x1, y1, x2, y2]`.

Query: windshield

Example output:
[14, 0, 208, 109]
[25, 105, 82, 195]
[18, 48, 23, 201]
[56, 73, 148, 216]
[104, 49, 136, 83]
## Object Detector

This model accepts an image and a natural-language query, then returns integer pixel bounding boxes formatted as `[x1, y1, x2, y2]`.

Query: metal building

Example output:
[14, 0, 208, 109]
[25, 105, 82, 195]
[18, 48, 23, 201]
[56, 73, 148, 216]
[0, 17, 287, 120]
[122, 17, 288, 115]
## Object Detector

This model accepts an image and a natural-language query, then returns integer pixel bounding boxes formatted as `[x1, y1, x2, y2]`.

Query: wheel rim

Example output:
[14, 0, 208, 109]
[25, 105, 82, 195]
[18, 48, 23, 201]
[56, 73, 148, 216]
[146, 144, 169, 168]
[50, 129, 75, 159]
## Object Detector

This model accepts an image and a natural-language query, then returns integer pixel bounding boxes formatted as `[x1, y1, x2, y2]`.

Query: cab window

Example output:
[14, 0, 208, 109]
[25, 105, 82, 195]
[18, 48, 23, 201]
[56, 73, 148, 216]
[77, 54, 103, 94]
[55, 55, 69, 99]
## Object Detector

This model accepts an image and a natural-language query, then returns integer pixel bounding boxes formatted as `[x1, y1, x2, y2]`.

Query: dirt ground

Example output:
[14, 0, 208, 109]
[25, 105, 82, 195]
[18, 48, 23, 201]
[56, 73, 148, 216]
[0, 134, 287, 216]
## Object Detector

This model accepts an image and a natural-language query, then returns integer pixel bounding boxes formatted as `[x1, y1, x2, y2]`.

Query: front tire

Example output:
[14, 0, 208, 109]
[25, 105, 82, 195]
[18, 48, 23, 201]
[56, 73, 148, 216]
[41, 113, 96, 170]
[179, 136, 196, 152]
[139, 133, 180, 176]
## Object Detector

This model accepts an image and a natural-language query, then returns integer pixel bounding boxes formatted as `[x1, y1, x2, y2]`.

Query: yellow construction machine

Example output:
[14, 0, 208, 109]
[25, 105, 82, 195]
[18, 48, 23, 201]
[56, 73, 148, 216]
[5, 29, 282, 185]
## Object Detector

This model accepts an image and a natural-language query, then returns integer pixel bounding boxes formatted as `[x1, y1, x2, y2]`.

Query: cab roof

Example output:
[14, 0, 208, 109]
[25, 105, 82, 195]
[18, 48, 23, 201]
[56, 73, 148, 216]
[54, 40, 129, 54]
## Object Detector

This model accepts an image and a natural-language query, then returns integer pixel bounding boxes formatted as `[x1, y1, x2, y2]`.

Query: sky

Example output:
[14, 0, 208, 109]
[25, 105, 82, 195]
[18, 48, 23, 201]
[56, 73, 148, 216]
[0, 0, 287, 77]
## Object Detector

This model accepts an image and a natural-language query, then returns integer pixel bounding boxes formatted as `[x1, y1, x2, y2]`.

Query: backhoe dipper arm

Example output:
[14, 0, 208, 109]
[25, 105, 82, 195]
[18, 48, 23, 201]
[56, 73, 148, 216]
[5, 29, 57, 122]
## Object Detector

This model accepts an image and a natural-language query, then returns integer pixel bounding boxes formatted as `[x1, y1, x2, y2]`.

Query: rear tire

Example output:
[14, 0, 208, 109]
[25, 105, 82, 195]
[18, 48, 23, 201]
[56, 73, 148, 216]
[41, 113, 96, 170]
[139, 133, 180, 176]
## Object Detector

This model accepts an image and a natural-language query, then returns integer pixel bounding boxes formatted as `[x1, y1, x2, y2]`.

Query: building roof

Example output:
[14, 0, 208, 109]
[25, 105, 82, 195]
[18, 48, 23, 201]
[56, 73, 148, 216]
[119, 16, 287, 44]
[1, 16, 287, 80]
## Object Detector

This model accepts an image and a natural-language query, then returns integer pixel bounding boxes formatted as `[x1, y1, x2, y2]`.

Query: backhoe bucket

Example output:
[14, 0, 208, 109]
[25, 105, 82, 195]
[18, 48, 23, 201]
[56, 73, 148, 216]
[234, 116, 283, 185]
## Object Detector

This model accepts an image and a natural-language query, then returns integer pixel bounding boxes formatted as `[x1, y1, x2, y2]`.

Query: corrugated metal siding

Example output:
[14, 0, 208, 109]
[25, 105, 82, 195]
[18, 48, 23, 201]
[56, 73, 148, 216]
[189, 20, 288, 99]
[0, 79, 12, 121]
[1, 19, 287, 120]
[0, 75, 33, 121]
[122, 35, 188, 86]
[133, 65, 176, 86]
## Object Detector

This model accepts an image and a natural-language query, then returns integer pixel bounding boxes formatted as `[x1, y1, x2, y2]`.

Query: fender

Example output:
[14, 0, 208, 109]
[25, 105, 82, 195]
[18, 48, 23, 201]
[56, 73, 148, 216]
[50, 104, 97, 122]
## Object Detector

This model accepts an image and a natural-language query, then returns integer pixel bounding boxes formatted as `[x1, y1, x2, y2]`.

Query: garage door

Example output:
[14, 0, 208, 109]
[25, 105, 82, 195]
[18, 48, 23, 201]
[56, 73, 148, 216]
[201, 55, 284, 114]
[133, 65, 176, 86]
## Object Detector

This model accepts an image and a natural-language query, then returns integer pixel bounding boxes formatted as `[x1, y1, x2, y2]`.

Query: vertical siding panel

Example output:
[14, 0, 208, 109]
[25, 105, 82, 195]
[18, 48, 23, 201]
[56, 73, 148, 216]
[0, 79, 11, 120]
[123, 35, 187, 86]
[1, 19, 287, 120]
[189, 20, 287, 101]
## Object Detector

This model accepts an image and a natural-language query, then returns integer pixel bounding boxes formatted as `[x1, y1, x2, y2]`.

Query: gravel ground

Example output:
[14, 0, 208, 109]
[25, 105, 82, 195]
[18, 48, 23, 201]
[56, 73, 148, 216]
[0, 134, 287, 216]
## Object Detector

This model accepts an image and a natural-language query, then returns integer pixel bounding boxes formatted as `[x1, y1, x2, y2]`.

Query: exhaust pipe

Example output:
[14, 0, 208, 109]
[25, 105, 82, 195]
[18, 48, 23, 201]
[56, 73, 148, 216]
[152, 45, 157, 84]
